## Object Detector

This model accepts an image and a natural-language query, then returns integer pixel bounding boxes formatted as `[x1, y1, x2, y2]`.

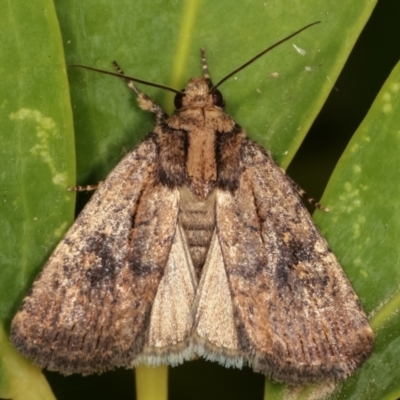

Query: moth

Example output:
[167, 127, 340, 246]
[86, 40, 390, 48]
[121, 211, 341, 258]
[11, 22, 374, 384]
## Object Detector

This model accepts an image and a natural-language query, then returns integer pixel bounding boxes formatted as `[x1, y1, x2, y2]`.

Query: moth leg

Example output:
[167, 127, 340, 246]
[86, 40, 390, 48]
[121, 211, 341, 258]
[67, 181, 104, 192]
[282, 169, 329, 212]
[113, 61, 140, 95]
[113, 61, 166, 120]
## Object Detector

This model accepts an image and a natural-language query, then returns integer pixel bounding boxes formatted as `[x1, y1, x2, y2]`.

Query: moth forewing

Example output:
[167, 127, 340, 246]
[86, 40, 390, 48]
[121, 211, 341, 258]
[214, 141, 374, 383]
[11, 139, 181, 375]
[11, 23, 374, 384]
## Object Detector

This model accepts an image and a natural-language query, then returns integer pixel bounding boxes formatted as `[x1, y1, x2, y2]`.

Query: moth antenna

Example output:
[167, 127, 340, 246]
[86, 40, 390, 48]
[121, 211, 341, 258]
[209, 21, 321, 93]
[201, 48, 213, 87]
[114, 62, 169, 118]
[68, 64, 182, 95]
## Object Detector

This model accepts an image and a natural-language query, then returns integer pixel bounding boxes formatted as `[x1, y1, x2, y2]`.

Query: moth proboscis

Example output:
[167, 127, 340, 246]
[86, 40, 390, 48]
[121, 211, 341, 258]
[11, 22, 374, 384]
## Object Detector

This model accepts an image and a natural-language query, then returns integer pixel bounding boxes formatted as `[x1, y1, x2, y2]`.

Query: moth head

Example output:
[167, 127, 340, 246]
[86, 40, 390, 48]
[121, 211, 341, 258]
[174, 77, 225, 110]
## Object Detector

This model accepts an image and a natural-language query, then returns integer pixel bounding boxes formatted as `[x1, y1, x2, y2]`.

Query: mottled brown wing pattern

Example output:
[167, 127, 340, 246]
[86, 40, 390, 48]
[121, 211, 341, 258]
[215, 139, 374, 384]
[11, 136, 180, 375]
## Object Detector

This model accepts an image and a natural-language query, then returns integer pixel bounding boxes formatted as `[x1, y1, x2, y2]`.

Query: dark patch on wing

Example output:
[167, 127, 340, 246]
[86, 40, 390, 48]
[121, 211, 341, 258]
[215, 124, 244, 192]
[156, 122, 188, 188]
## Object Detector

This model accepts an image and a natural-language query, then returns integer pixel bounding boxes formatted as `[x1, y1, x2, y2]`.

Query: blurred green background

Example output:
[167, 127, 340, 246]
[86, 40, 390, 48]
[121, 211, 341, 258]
[288, 0, 400, 204]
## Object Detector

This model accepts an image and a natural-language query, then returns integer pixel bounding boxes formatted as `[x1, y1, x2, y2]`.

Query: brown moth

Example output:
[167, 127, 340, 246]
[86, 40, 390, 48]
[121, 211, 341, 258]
[11, 23, 374, 384]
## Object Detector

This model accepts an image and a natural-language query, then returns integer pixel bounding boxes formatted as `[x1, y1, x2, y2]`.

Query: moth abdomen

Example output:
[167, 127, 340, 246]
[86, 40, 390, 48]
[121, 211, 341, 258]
[178, 186, 216, 276]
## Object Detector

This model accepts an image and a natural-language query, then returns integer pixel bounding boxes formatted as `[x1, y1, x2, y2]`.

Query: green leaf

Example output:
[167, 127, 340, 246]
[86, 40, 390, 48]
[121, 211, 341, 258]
[0, 326, 56, 400]
[271, 61, 400, 400]
[0, 0, 75, 399]
[135, 366, 168, 400]
[317, 60, 400, 400]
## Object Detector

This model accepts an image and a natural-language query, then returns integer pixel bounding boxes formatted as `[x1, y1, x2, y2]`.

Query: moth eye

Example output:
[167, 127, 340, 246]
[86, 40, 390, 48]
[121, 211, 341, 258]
[174, 91, 185, 109]
[212, 89, 224, 107]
